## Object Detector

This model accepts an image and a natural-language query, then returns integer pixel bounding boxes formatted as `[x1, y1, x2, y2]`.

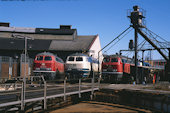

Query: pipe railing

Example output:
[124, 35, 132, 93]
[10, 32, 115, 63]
[0, 75, 100, 111]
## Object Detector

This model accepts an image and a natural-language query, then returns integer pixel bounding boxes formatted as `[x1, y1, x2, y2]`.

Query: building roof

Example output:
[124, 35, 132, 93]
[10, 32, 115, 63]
[0, 36, 97, 51]
[0, 26, 97, 52]
[49, 36, 97, 51]
[0, 25, 76, 35]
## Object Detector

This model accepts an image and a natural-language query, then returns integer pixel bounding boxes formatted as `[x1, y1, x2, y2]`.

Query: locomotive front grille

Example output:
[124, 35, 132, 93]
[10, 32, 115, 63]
[66, 64, 82, 69]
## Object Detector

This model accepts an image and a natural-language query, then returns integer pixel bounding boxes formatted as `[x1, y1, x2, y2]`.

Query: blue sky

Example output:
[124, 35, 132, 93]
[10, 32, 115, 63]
[0, 0, 170, 60]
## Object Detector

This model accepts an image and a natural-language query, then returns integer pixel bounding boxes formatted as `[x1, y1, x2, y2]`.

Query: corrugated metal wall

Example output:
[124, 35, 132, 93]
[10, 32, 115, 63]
[20, 54, 33, 78]
[0, 55, 33, 79]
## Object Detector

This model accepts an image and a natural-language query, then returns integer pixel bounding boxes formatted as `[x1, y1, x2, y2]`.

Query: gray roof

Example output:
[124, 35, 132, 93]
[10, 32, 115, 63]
[49, 36, 97, 51]
[0, 26, 35, 33]
[0, 26, 76, 35]
[0, 35, 97, 51]
[0, 26, 97, 52]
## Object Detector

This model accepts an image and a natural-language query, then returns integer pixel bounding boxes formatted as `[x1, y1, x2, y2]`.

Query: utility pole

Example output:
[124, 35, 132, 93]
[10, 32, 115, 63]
[11, 34, 33, 110]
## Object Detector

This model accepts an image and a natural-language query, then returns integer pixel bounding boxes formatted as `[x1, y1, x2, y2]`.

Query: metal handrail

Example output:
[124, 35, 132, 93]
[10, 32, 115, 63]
[0, 76, 100, 111]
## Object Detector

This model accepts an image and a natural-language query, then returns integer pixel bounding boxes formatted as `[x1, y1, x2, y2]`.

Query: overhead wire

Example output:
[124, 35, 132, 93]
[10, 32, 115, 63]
[104, 27, 133, 53]
[98, 26, 132, 59]
[143, 28, 168, 54]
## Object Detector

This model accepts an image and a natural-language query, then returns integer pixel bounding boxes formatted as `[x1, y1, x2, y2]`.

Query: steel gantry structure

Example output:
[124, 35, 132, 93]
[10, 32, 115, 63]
[98, 5, 170, 83]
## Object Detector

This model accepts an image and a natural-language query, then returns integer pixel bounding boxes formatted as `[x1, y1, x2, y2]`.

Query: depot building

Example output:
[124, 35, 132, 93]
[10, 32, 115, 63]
[0, 22, 103, 78]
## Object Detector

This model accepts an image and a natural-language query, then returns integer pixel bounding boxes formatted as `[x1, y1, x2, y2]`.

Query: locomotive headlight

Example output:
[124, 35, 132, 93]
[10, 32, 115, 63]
[36, 68, 40, 70]
[102, 69, 107, 72]
[113, 69, 117, 72]
[46, 68, 51, 71]
[67, 68, 71, 71]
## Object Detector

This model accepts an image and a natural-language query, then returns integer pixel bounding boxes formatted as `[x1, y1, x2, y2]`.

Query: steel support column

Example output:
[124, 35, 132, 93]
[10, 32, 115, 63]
[134, 28, 139, 84]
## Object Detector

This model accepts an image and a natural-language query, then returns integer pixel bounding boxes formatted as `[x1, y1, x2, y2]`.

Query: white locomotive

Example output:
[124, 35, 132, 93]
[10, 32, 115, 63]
[65, 53, 100, 79]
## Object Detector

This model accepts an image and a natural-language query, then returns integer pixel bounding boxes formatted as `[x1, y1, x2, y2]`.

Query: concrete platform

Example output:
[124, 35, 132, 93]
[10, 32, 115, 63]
[100, 83, 170, 94]
[97, 83, 170, 112]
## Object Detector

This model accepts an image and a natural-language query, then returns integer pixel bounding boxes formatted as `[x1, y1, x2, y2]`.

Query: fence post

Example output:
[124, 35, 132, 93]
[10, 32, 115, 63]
[31, 76, 33, 86]
[64, 79, 66, 101]
[44, 81, 47, 110]
[21, 82, 24, 111]
[14, 83, 17, 90]
[91, 77, 94, 100]
[79, 79, 81, 98]
[9, 57, 12, 79]
[98, 77, 101, 90]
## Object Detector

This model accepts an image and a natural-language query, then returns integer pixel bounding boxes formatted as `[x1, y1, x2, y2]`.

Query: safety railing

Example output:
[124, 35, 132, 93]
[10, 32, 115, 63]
[0, 75, 100, 111]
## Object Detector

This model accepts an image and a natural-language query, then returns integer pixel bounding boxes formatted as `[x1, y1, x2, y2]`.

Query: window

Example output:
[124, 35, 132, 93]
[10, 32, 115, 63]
[76, 57, 83, 61]
[111, 58, 118, 62]
[56, 57, 64, 63]
[122, 59, 127, 63]
[127, 59, 132, 63]
[68, 57, 74, 61]
[56, 57, 60, 62]
[45, 56, 52, 61]
[103, 58, 110, 62]
[36, 56, 43, 61]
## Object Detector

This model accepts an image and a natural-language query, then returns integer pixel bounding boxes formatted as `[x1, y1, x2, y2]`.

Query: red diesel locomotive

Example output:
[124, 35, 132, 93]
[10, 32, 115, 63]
[102, 55, 133, 82]
[33, 52, 65, 80]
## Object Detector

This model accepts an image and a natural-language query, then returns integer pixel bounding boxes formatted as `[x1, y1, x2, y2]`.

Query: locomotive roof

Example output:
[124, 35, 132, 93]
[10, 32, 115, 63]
[36, 52, 55, 56]
[68, 53, 89, 57]
[104, 54, 132, 59]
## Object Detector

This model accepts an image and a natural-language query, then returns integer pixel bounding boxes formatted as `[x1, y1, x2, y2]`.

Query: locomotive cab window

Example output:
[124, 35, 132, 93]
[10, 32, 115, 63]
[56, 57, 64, 63]
[76, 57, 83, 61]
[56, 57, 59, 62]
[45, 56, 52, 61]
[111, 58, 118, 62]
[36, 56, 43, 61]
[122, 59, 127, 63]
[127, 59, 132, 63]
[68, 57, 74, 61]
[103, 58, 110, 62]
